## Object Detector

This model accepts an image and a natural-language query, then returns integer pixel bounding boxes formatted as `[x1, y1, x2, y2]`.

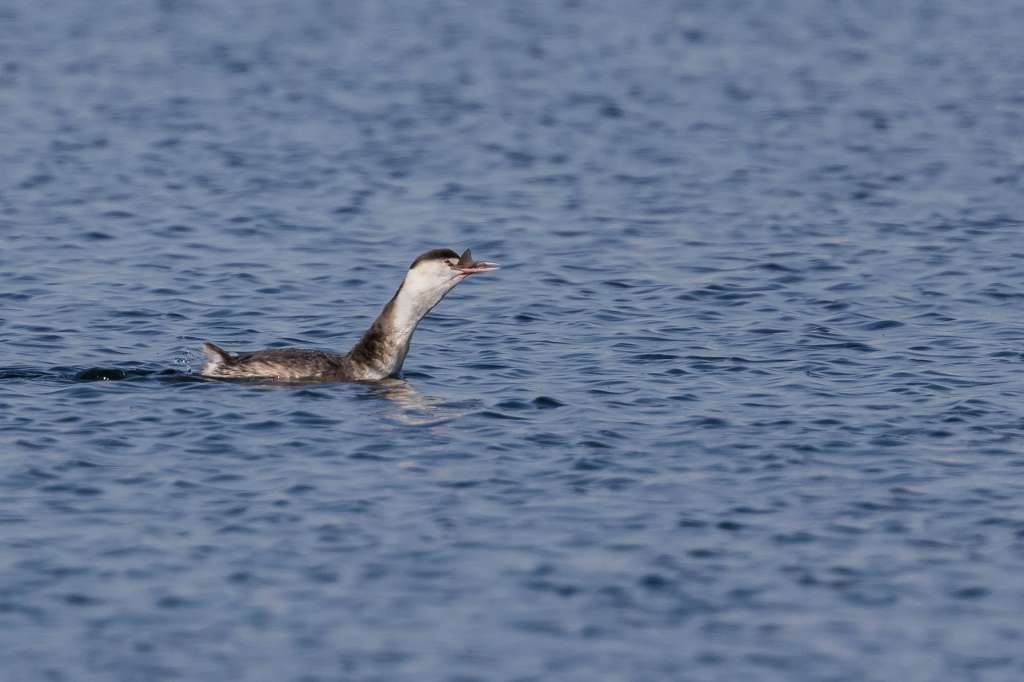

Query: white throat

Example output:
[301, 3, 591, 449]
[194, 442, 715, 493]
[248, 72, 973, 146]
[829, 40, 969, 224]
[389, 269, 462, 334]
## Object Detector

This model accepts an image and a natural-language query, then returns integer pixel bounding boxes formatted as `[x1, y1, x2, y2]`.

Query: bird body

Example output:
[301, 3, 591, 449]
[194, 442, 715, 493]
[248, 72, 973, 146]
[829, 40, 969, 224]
[201, 248, 497, 382]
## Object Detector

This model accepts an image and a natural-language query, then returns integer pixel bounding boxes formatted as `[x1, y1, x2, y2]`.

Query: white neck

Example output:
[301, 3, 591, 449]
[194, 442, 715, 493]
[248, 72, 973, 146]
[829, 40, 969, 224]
[389, 272, 458, 335]
[346, 266, 463, 379]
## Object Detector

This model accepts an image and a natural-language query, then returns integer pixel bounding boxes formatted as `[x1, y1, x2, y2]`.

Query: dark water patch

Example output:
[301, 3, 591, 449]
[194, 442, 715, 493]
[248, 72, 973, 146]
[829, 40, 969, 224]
[288, 411, 337, 426]
[495, 399, 531, 411]
[633, 353, 679, 362]
[475, 410, 527, 421]
[862, 320, 905, 331]
[0, 366, 207, 385]
[73, 367, 192, 382]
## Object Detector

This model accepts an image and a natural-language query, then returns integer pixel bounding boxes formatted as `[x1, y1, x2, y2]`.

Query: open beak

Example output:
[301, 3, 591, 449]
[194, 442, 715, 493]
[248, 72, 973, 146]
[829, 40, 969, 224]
[455, 249, 499, 274]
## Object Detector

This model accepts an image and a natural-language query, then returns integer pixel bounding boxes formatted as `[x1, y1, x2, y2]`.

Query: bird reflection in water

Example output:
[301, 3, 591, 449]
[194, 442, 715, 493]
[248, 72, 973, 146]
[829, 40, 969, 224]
[359, 378, 478, 425]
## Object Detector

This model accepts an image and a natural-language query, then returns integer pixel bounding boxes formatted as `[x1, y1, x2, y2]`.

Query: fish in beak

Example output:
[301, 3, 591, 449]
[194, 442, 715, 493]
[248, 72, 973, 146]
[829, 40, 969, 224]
[455, 248, 499, 274]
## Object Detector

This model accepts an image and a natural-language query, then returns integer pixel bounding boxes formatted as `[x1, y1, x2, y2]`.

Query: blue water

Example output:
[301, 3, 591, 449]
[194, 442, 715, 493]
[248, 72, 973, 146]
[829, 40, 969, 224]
[3, 1, 1024, 680]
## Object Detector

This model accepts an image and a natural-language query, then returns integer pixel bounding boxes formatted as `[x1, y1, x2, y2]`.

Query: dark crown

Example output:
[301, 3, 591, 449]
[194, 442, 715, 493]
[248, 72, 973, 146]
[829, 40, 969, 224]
[409, 248, 461, 269]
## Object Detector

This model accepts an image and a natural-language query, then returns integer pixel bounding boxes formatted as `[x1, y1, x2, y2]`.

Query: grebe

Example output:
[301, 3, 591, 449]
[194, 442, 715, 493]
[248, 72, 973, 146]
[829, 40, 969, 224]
[201, 248, 498, 382]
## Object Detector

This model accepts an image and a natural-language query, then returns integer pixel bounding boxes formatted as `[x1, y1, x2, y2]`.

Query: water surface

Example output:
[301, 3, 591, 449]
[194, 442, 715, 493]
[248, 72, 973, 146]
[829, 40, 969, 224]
[2, 1, 1024, 680]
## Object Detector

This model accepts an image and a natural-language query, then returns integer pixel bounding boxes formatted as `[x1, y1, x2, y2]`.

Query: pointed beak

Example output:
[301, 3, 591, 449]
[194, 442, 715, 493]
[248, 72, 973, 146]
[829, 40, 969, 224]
[455, 249, 499, 274]
[457, 261, 500, 274]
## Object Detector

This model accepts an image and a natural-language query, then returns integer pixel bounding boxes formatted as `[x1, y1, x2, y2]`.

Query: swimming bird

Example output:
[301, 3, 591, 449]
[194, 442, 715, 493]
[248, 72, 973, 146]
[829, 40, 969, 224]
[201, 248, 498, 382]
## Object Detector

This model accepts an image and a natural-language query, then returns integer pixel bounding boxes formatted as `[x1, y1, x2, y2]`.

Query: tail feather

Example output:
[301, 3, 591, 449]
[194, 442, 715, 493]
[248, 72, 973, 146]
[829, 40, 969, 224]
[202, 341, 235, 369]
